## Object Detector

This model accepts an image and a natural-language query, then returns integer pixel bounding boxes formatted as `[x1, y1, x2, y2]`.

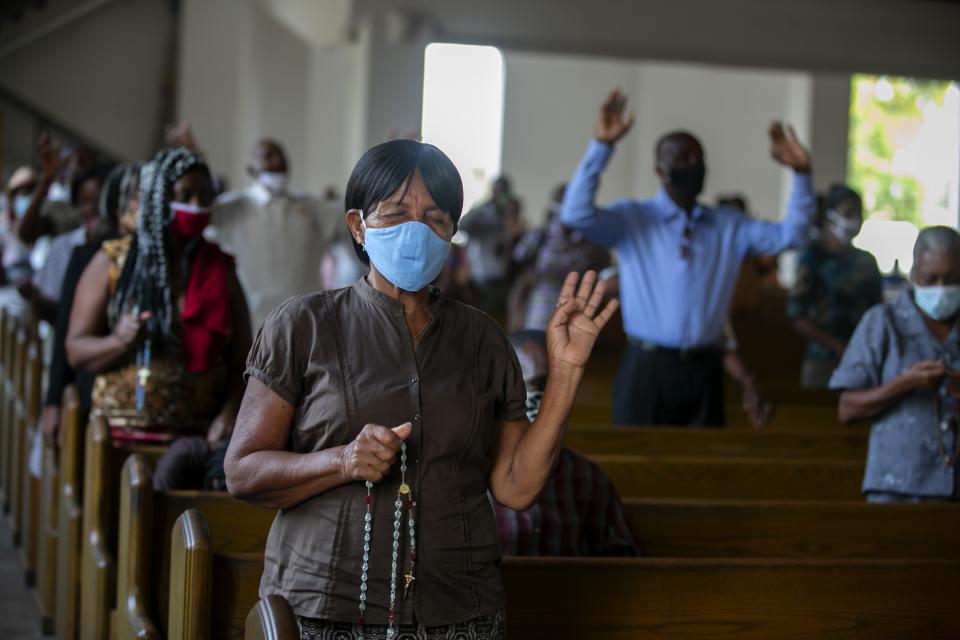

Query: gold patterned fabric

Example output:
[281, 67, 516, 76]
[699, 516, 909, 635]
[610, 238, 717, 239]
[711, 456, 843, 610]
[91, 237, 227, 437]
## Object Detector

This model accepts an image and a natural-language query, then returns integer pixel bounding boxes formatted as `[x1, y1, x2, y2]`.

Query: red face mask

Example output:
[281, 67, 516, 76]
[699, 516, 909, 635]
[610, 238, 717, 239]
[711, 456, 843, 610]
[169, 201, 212, 239]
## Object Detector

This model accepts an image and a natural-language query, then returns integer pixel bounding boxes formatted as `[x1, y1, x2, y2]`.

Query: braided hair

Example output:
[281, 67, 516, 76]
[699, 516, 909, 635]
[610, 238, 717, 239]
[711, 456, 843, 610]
[109, 147, 209, 339]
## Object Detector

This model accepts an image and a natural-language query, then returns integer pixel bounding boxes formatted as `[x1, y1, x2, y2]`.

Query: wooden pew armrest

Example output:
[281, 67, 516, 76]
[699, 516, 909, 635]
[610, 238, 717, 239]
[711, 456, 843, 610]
[245, 595, 299, 640]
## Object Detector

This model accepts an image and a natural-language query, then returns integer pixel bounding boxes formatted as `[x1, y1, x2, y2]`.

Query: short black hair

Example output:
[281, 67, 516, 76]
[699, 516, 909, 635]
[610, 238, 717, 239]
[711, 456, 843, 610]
[345, 139, 463, 264]
[825, 183, 862, 211]
[654, 130, 702, 165]
[70, 163, 112, 206]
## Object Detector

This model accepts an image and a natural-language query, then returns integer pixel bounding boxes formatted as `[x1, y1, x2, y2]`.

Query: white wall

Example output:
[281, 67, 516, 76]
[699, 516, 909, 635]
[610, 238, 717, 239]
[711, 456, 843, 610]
[180, 0, 352, 194]
[501, 51, 637, 222]
[0, 0, 173, 161]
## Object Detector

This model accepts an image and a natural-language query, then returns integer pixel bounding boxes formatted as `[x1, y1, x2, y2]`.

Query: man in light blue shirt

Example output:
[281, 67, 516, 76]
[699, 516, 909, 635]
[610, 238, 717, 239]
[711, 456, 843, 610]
[561, 89, 816, 426]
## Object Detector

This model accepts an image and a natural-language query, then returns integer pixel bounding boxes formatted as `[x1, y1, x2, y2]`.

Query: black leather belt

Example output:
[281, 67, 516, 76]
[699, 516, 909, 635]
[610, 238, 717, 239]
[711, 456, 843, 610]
[627, 338, 722, 360]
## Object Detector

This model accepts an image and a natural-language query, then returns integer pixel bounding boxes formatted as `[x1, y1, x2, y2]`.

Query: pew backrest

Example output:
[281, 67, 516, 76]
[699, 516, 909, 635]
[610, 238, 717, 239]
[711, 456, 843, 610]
[593, 454, 864, 501]
[564, 428, 866, 460]
[624, 498, 960, 558]
[114, 455, 276, 639]
[172, 542, 960, 640]
[115, 454, 161, 640]
[56, 386, 83, 640]
[501, 556, 960, 638]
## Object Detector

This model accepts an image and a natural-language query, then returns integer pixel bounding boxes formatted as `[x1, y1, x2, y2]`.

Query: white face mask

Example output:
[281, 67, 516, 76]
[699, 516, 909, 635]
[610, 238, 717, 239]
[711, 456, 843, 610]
[826, 209, 861, 243]
[256, 171, 288, 194]
[13, 194, 32, 219]
[826, 209, 861, 245]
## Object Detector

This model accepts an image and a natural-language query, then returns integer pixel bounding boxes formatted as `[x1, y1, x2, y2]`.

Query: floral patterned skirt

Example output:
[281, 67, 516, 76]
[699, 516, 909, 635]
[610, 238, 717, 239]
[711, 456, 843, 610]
[297, 609, 505, 640]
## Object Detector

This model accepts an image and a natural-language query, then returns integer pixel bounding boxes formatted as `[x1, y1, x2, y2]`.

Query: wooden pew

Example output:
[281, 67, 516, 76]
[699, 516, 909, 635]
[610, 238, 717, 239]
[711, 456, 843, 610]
[37, 434, 60, 635]
[502, 556, 960, 638]
[114, 454, 276, 640]
[79, 418, 167, 640]
[592, 455, 864, 501]
[18, 337, 43, 590]
[56, 387, 83, 640]
[569, 401, 844, 430]
[624, 498, 960, 558]
[4, 324, 26, 543]
[564, 428, 866, 460]
[0, 306, 9, 511]
[168, 510, 298, 640]
[168, 536, 960, 639]
[244, 596, 298, 640]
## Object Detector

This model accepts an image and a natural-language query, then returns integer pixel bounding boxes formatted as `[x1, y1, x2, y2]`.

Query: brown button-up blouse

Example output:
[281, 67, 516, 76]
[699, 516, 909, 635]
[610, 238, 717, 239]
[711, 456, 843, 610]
[247, 278, 527, 626]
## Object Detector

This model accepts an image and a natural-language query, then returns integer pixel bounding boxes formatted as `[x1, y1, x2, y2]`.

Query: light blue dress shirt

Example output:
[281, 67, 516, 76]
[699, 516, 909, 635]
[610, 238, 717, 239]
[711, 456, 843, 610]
[561, 140, 816, 348]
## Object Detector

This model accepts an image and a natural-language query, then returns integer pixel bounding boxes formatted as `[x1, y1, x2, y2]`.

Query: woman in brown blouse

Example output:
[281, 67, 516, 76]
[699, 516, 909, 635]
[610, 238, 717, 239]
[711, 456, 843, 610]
[67, 147, 251, 446]
[224, 140, 618, 640]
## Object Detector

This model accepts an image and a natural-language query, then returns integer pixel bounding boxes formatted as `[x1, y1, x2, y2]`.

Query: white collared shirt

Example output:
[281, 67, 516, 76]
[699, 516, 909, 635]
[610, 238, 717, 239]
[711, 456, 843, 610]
[211, 183, 342, 329]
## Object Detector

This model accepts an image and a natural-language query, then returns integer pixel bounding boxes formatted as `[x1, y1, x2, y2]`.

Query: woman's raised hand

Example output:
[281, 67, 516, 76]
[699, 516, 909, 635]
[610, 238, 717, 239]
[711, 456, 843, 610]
[339, 422, 413, 483]
[547, 271, 619, 373]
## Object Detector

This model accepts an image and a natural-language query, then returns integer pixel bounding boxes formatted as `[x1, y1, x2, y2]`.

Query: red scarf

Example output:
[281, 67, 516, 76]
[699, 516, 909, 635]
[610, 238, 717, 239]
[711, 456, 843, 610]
[181, 240, 233, 373]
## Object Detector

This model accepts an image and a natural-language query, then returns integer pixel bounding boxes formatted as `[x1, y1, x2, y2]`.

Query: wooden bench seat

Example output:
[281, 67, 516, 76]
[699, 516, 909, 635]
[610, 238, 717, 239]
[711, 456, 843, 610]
[592, 455, 864, 501]
[624, 498, 960, 558]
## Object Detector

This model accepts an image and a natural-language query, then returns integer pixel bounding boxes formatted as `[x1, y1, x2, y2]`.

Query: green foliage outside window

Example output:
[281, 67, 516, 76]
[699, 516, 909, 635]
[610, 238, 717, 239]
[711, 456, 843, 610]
[848, 75, 953, 226]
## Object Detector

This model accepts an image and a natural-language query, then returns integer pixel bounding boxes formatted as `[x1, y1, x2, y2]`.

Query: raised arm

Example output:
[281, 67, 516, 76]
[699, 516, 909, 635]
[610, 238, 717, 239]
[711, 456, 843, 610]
[560, 89, 635, 248]
[489, 271, 619, 510]
[17, 132, 59, 244]
[740, 122, 816, 256]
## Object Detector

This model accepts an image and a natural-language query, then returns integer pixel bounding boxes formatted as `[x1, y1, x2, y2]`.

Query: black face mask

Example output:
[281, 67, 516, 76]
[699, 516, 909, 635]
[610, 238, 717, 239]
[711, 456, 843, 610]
[667, 162, 706, 198]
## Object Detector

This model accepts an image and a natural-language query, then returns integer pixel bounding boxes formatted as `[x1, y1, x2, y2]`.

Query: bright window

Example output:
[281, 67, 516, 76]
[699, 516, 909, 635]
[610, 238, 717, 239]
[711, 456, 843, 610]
[421, 43, 505, 214]
[848, 75, 960, 273]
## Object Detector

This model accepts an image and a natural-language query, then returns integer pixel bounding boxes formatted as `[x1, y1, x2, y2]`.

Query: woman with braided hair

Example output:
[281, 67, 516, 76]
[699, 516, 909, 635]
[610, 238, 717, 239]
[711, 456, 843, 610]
[67, 147, 251, 447]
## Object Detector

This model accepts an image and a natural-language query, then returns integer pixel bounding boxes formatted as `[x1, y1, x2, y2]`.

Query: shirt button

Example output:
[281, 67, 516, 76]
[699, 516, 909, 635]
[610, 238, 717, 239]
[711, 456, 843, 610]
[414, 413, 421, 422]
[410, 377, 418, 384]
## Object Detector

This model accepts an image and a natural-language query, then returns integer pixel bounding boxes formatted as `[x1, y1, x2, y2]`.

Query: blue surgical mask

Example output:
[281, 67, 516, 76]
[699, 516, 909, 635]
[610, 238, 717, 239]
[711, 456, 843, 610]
[525, 390, 543, 423]
[914, 285, 960, 321]
[13, 194, 31, 219]
[362, 219, 450, 292]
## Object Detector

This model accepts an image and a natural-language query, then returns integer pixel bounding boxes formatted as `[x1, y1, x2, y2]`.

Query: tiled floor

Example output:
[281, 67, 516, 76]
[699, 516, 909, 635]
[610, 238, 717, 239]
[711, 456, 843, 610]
[0, 515, 45, 639]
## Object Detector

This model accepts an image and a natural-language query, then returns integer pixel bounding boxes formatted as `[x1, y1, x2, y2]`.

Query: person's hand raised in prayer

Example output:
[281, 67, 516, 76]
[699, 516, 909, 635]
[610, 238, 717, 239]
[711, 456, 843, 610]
[769, 122, 812, 173]
[38, 132, 63, 182]
[595, 89, 636, 146]
[165, 121, 203, 155]
[548, 271, 619, 374]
